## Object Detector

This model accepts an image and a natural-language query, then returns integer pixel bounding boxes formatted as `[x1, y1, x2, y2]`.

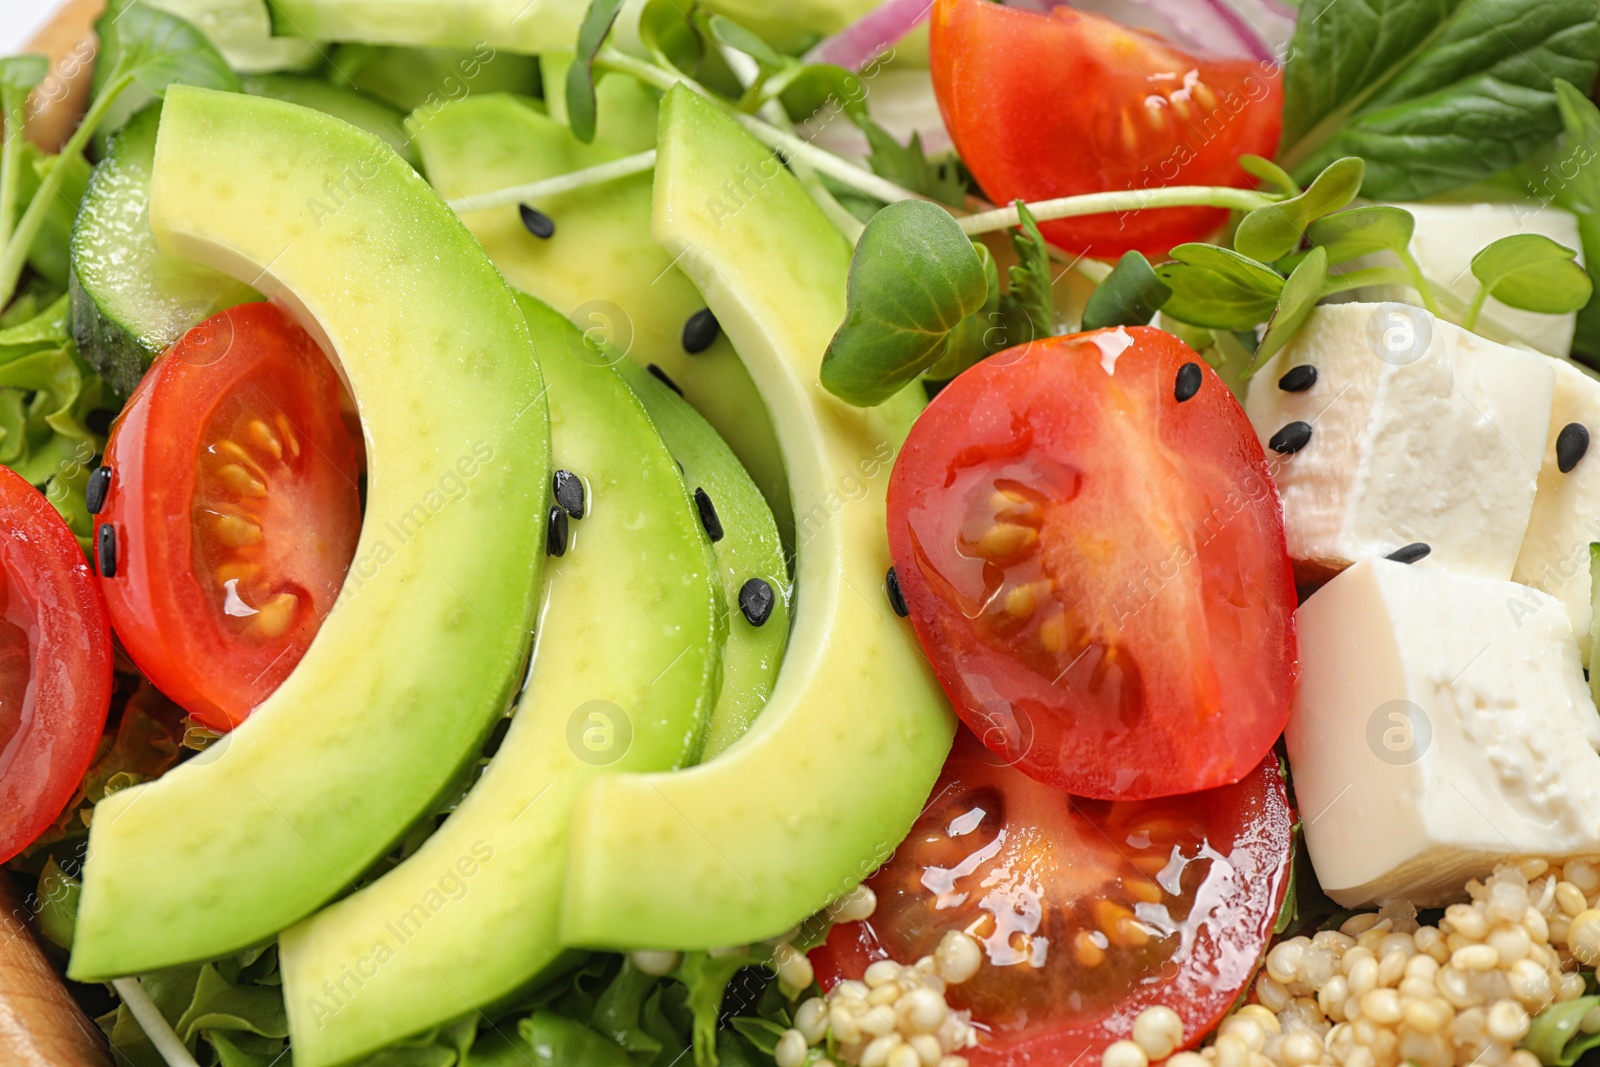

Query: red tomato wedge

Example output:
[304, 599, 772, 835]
[887, 328, 1296, 800]
[930, 0, 1283, 258]
[97, 303, 361, 732]
[811, 732, 1294, 1067]
[0, 465, 114, 863]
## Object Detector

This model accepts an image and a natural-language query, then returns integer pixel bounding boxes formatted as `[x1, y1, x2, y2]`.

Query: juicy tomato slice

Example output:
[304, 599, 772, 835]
[97, 302, 361, 732]
[929, 0, 1283, 258]
[887, 328, 1296, 800]
[811, 732, 1294, 1066]
[0, 465, 114, 863]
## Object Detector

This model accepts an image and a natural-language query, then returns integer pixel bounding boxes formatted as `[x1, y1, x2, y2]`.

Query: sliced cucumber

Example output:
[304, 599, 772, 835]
[70, 105, 261, 396]
[240, 74, 418, 166]
[618, 359, 793, 759]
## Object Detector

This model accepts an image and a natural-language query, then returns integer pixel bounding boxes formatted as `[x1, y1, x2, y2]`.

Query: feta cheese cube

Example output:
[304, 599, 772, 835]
[1245, 303, 1553, 582]
[1287, 557, 1600, 907]
[1514, 359, 1600, 663]
[1352, 201, 1584, 358]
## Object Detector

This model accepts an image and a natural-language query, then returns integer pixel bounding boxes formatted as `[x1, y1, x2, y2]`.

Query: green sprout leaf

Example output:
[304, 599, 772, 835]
[1157, 244, 1285, 330]
[1526, 995, 1600, 1066]
[777, 63, 868, 125]
[706, 14, 788, 71]
[638, 0, 704, 74]
[566, 0, 629, 144]
[0, 54, 48, 94]
[1252, 246, 1328, 373]
[821, 200, 990, 406]
[98, 0, 238, 98]
[1240, 154, 1300, 198]
[1083, 251, 1172, 331]
[855, 116, 964, 207]
[1467, 233, 1593, 329]
[1305, 205, 1416, 264]
[926, 241, 1001, 381]
[1233, 157, 1364, 264]
[996, 201, 1055, 347]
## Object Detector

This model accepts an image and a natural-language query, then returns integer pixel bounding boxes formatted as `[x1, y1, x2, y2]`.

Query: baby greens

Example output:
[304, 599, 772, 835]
[1465, 234, 1592, 331]
[1082, 251, 1171, 332]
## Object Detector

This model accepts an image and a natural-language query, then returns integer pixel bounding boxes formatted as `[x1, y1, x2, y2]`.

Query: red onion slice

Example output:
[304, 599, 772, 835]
[803, 0, 935, 70]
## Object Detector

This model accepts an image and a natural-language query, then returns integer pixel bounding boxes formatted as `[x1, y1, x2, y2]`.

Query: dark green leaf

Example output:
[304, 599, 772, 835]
[996, 201, 1055, 347]
[0, 54, 48, 94]
[16, 146, 90, 289]
[1305, 205, 1416, 264]
[1471, 233, 1593, 315]
[728, 1017, 788, 1056]
[566, 0, 628, 144]
[516, 1012, 635, 1067]
[1240, 154, 1299, 197]
[637, 0, 703, 75]
[34, 856, 80, 951]
[673, 948, 762, 1067]
[779, 64, 868, 124]
[97, 0, 239, 98]
[706, 15, 788, 71]
[1253, 246, 1328, 371]
[1550, 79, 1600, 366]
[926, 241, 1001, 381]
[856, 115, 965, 207]
[1157, 244, 1285, 330]
[1526, 995, 1600, 1066]
[1083, 251, 1171, 331]
[821, 200, 990, 406]
[1234, 157, 1364, 263]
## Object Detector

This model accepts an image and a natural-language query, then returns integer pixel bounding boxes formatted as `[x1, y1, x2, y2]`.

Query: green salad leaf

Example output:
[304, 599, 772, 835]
[1233, 157, 1364, 264]
[97, 948, 291, 1067]
[1157, 244, 1285, 330]
[1278, 0, 1600, 200]
[1253, 246, 1329, 371]
[706, 14, 788, 72]
[856, 116, 965, 207]
[97, 0, 240, 99]
[1526, 995, 1600, 1066]
[821, 200, 991, 406]
[996, 200, 1055, 347]
[926, 240, 1002, 382]
[1547, 79, 1600, 366]
[1305, 205, 1416, 264]
[1240, 154, 1300, 198]
[1083, 251, 1171, 331]
[566, 0, 629, 144]
[1467, 233, 1593, 329]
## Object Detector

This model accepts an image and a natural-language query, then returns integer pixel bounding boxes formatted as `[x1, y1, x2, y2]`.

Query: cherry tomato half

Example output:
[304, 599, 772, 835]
[887, 328, 1296, 800]
[930, 0, 1283, 258]
[0, 465, 114, 863]
[811, 732, 1294, 1067]
[97, 302, 361, 732]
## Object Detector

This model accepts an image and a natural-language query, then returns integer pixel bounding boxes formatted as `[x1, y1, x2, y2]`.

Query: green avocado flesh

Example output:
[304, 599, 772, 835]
[559, 86, 955, 951]
[270, 0, 583, 55]
[241, 74, 418, 166]
[280, 294, 724, 1067]
[68, 87, 553, 980]
[617, 358, 791, 759]
[70, 104, 262, 396]
[325, 43, 541, 114]
[412, 92, 794, 543]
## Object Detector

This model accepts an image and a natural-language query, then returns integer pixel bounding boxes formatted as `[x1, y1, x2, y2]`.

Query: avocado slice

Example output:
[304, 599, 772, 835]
[68, 87, 553, 979]
[559, 86, 955, 951]
[616, 358, 791, 759]
[240, 74, 419, 166]
[270, 0, 583, 56]
[412, 92, 794, 544]
[279, 294, 725, 1067]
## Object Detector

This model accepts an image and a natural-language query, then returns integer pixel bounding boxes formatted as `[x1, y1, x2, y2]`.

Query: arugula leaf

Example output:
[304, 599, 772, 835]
[1253, 246, 1329, 371]
[821, 200, 991, 406]
[1157, 244, 1285, 330]
[1083, 251, 1171, 331]
[1466, 233, 1592, 329]
[1526, 995, 1600, 1066]
[1233, 157, 1364, 264]
[1278, 0, 1600, 200]
[996, 201, 1056, 347]
[566, 0, 629, 144]
[856, 116, 965, 207]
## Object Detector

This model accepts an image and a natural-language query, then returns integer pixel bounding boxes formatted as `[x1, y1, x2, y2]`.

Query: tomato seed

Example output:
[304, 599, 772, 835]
[886, 567, 908, 617]
[1385, 543, 1431, 565]
[682, 308, 720, 354]
[738, 578, 775, 626]
[86, 465, 112, 515]
[1278, 364, 1318, 393]
[693, 488, 723, 543]
[1558, 422, 1590, 474]
[1174, 362, 1202, 402]
[518, 205, 556, 239]
[552, 469, 586, 519]
[648, 363, 684, 397]
[96, 524, 117, 578]
[1268, 422, 1312, 454]
[547, 506, 569, 557]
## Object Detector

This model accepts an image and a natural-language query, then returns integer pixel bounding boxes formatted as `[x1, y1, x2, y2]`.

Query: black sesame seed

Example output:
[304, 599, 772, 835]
[552, 469, 585, 519]
[546, 506, 569, 557]
[518, 204, 555, 239]
[738, 578, 776, 627]
[1558, 422, 1591, 474]
[1386, 542, 1432, 565]
[1278, 365, 1318, 393]
[86, 409, 114, 436]
[886, 566, 908, 618]
[682, 308, 720, 354]
[694, 488, 724, 543]
[1269, 421, 1313, 455]
[96, 523, 117, 578]
[86, 465, 112, 515]
[648, 363, 684, 397]
[1174, 362, 1202, 403]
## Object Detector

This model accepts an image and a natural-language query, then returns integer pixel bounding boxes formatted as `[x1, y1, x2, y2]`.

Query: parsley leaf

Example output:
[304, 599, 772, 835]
[856, 115, 967, 208]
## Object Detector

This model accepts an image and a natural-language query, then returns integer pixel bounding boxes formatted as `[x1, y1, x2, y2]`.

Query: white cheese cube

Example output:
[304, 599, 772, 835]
[1245, 303, 1553, 582]
[1353, 201, 1584, 358]
[1514, 359, 1600, 663]
[1287, 557, 1600, 907]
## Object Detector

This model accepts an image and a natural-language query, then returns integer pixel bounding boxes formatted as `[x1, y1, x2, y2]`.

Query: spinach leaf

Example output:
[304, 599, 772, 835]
[566, 0, 628, 144]
[1157, 244, 1285, 330]
[1526, 995, 1600, 1066]
[1546, 79, 1600, 365]
[996, 201, 1055, 347]
[821, 200, 990, 406]
[1279, 0, 1600, 200]
[1466, 233, 1592, 328]
[856, 115, 965, 207]
[1254, 246, 1329, 371]
[1233, 157, 1364, 264]
[1083, 251, 1171, 331]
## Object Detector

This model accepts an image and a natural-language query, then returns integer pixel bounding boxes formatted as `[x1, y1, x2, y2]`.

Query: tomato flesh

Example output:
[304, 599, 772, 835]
[0, 465, 114, 863]
[811, 733, 1294, 1065]
[887, 328, 1296, 800]
[930, 0, 1283, 258]
[98, 303, 361, 732]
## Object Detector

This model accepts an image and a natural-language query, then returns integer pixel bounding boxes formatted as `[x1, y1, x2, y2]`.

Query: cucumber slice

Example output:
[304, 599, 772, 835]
[70, 104, 260, 396]
[240, 74, 418, 166]
[618, 359, 793, 759]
